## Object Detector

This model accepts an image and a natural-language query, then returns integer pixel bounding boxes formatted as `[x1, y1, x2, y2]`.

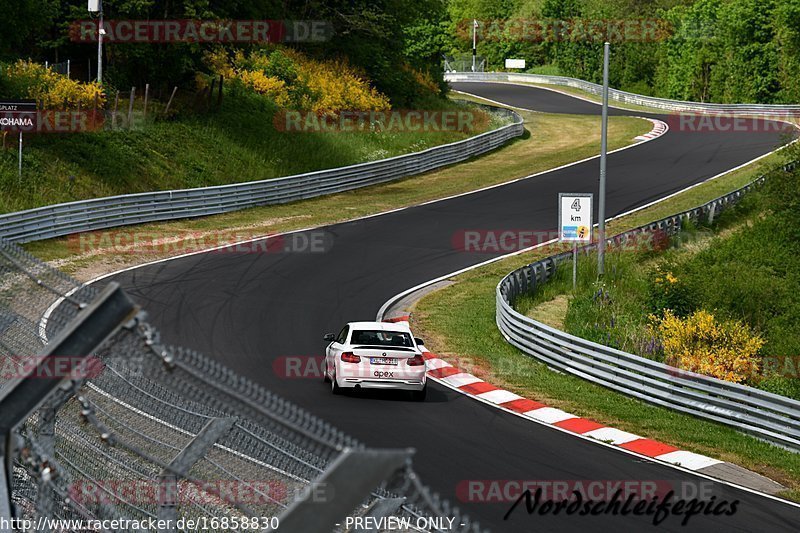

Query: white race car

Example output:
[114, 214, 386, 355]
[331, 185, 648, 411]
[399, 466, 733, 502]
[323, 321, 428, 401]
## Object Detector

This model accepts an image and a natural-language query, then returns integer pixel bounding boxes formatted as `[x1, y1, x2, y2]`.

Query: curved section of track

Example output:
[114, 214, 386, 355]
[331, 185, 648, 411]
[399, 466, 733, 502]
[110, 82, 798, 532]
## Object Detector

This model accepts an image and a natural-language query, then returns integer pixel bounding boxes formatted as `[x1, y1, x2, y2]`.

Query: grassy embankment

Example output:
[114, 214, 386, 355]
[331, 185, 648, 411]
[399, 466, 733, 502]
[0, 92, 493, 213]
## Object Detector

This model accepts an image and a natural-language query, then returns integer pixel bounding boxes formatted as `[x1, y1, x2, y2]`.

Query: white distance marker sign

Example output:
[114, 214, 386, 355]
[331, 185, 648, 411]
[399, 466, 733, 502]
[559, 193, 593, 243]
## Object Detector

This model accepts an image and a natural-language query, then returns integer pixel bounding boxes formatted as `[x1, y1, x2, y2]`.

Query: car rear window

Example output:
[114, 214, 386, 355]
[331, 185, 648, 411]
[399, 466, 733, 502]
[350, 330, 413, 347]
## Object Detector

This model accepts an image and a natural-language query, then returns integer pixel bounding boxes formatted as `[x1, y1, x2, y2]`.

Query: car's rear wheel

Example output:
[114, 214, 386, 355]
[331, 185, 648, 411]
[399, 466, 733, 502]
[412, 387, 427, 402]
[331, 371, 342, 395]
[322, 358, 330, 383]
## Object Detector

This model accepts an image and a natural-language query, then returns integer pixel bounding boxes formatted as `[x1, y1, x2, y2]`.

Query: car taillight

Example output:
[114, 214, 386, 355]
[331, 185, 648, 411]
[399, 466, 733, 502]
[341, 352, 361, 363]
[407, 354, 425, 366]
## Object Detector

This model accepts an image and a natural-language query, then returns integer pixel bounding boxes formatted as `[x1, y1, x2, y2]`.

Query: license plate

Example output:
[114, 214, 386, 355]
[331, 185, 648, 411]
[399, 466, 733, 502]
[370, 357, 398, 366]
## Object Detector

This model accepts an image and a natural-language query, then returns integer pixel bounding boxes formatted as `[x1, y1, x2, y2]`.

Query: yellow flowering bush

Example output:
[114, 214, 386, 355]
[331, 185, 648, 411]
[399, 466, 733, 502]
[205, 47, 390, 112]
[2, 60, 105, 108]
[203, 49, 235, 79]
[648, 264, 693, 317]
[294, 55, 390, 113]
[656, 309, 763, 383]
[237, 70, 291, 107]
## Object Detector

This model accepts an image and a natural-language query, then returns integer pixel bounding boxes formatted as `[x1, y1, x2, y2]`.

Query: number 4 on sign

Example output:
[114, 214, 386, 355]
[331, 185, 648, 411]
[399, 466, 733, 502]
[571, 199, 581, 211]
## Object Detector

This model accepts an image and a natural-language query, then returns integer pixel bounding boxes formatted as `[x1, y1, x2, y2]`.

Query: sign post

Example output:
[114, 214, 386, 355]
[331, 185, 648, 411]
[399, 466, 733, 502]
[89, 1, 103, 83]
[598, 42, 610, 278]
[0, 100, 38, 180]
[472, 19, 478, 72]
[559, 193, 594, 290]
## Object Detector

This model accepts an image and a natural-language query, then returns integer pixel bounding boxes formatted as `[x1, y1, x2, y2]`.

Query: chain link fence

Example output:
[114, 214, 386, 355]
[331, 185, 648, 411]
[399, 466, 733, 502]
[0, 241, 486, 532]
[443, 56, 486, 73]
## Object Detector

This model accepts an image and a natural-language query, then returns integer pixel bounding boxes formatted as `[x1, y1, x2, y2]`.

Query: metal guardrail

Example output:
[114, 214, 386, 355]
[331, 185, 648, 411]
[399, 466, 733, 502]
[446, 72, 800, 114]
[0, 107, 522, 244]
[496, 164, 800, 452]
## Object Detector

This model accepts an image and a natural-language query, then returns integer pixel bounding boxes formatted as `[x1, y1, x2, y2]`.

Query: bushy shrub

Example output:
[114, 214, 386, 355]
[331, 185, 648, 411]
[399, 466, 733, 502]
[656, 309, 763, 383]
[291, 52, 390, 113]
[1, 60, 105, 108]
[235, 71, 291, 107]
[205, 48, 390, 113]
[647, 264, 695, 317]
[758, 375, 800, 401]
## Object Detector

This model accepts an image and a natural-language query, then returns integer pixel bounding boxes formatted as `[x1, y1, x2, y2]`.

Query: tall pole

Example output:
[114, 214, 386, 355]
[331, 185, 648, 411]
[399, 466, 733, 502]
[97, 4, 103, 84]
[18, 133, 22, 181]
[472, 20, 477, 72]
[598, 42, 610, 278]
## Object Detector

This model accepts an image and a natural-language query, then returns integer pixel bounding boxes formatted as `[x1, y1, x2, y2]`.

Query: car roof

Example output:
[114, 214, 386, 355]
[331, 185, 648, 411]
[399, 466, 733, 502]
[347, 321, 412, 332]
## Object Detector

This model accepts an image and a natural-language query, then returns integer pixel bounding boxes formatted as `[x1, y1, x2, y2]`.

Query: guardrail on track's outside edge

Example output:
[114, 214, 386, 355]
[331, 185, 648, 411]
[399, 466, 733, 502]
[445, 72, 800, 114]
[0, 106, 523, 243]
[7, 72, 799, 244]
[496, 163, 800, 452]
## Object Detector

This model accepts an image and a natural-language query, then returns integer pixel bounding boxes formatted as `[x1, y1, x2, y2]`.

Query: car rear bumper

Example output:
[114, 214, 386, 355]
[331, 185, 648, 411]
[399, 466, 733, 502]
[340, 376, 426, 391]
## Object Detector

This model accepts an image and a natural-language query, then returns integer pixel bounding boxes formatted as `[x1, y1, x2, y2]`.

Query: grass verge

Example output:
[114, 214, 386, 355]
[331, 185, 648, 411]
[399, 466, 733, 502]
[0, 93, 491, 213]
[25, 103, 650, 281]
[411, 145, 800, 497]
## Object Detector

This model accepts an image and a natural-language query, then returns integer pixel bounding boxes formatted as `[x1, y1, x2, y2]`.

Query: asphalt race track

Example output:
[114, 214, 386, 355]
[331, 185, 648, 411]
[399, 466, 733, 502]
[109, 82, 799, 532]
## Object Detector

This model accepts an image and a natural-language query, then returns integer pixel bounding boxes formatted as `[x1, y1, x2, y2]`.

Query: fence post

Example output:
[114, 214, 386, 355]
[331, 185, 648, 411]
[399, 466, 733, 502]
[112, 91, 120, 129]
[164, 86, 178, 117]
[127, 87, 136, 129]
[143, 83, 149, 121]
